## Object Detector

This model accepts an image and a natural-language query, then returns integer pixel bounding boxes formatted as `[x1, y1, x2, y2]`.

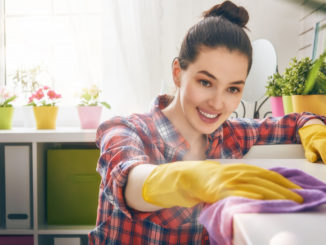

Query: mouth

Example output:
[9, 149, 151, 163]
[197, 108, 220, 123]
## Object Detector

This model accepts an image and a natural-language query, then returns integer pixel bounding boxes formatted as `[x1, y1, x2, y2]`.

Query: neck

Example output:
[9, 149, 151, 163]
[162, 93, 204, 147]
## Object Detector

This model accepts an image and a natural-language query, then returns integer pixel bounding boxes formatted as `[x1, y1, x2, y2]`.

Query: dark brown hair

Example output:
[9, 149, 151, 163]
[178, 1, 252, 73]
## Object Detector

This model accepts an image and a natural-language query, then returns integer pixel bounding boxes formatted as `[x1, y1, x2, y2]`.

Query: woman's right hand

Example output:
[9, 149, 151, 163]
[142, 160, 303, 208]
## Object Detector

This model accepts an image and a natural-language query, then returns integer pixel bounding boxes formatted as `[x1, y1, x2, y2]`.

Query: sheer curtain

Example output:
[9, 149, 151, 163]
[101, 0, 164, 118]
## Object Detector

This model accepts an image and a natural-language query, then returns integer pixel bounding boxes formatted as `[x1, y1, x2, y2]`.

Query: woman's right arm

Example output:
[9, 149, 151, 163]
[96, 116, 163, 213]
[125, 164, 163, 212]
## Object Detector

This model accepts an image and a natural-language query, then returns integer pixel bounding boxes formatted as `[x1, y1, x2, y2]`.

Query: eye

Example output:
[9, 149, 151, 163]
[228, 87, 241, 94]
[199, 80, 211, 87]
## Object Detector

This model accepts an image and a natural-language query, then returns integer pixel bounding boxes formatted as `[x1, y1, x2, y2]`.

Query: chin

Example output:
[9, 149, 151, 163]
[199, 124, 222, 135]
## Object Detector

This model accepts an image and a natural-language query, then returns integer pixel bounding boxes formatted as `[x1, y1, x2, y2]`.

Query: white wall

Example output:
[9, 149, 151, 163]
[160, 0, 302, 94]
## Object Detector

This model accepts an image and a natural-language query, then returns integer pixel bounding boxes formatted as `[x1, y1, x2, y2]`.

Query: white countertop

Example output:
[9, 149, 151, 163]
[219, 158, 326, 245]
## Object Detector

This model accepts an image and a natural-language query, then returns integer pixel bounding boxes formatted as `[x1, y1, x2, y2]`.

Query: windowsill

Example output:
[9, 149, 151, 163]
[11, 105, 112, 128]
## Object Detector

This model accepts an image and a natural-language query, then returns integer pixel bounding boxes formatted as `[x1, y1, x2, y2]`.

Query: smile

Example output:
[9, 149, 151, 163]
[198, 109, 218, 119]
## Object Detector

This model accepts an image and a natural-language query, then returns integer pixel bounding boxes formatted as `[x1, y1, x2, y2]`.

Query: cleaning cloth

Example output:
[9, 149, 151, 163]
[197, 167, 326, 245]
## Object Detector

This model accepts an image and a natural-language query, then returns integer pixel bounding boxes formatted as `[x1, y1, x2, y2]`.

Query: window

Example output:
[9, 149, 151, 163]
[1, 0, 104, 105]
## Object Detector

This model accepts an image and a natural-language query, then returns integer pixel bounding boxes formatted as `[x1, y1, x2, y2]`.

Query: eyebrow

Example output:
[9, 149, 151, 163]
[197, 70, 245, 85]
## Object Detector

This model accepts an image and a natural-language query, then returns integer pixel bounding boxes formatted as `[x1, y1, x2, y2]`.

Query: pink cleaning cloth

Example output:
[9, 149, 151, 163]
[198, 167, 326, 245]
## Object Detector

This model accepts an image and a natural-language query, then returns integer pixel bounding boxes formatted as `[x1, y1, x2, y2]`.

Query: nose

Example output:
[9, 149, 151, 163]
[207, 90, 224, 110]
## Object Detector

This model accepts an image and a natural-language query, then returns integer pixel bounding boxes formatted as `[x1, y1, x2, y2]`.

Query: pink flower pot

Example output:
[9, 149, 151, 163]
[77, 106, 102, 129]
[270, 96, 284, 117]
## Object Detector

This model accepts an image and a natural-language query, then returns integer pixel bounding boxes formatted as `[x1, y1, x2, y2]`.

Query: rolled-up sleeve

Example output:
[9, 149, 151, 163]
[96, 116, 150, 219]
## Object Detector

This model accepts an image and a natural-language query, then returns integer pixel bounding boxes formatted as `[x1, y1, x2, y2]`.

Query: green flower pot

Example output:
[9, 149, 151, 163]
[0, 107, 14, 129]
[282, 95, 293, 114]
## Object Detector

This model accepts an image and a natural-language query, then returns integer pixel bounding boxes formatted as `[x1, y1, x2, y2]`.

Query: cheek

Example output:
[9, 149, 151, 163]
[181, 83, 202, 105]
[226, 94, 242, 112]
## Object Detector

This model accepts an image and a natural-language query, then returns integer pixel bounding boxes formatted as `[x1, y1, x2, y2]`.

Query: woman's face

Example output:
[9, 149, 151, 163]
[173, 46, 249, 135]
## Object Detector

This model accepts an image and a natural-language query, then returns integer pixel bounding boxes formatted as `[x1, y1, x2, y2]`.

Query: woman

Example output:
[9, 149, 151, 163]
[89, 1, 326, 244]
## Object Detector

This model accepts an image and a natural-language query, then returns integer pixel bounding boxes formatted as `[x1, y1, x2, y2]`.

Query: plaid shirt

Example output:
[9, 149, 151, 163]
[89, 94, 323, 245]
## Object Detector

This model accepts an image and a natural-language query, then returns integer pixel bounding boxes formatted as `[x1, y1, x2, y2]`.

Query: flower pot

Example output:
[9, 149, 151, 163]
[282, 95, 293, 114]
[270, 96, 284, 117]
[0, 107, 14, 129]
[292, 94, 326, 116]
[77, 106, 102, 129]
[33, 106, 58, 129]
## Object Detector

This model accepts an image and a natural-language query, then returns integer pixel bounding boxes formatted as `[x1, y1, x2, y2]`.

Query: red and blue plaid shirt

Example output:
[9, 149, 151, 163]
[89, 95, 323, 245]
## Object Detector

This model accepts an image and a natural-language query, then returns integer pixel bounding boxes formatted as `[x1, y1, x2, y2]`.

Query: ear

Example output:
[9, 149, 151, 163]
[172, 58, 182, 87]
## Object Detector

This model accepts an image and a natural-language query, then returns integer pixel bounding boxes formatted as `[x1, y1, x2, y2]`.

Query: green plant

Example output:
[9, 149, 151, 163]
[78, 84, 111, 109]
[280, 55, 326, 96]
[282, 57, 312, 95]
[303, 51, 326, 95]
[265, 72, 284, 97]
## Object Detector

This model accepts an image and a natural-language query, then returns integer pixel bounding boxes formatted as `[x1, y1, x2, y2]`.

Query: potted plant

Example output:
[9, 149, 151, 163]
[0, 86, 17, 129]
[266, 72, 284, 117]
[27, 86, 62, 129]
[281, 57, 313, 114]
[77, 84, 111, 129]
[289, 53, 326, 116]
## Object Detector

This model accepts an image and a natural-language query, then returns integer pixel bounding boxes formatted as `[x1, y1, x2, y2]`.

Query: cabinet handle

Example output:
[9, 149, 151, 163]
[7, 213, 28, 220]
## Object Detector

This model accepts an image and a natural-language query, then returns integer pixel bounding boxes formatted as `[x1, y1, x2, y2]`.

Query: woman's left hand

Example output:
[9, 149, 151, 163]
[299, 124, 326, 163]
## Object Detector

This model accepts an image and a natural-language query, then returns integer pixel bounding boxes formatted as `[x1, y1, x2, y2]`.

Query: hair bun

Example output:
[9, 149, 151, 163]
[202, 1, 249, 28]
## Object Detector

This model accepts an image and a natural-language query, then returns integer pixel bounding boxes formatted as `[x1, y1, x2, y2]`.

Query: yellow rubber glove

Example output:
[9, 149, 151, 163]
[142, 160, 303, 208]
[299, 124, 326, 163]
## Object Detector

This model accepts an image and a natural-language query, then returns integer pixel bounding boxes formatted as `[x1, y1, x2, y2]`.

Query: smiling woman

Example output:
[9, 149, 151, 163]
[88, 1, 326, 244]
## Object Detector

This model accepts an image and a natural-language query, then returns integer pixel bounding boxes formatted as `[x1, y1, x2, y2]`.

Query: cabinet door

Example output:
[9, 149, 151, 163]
[4, 145, 31, 229]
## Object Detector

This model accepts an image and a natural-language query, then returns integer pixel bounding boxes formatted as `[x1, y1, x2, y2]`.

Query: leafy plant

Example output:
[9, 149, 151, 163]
[303, 51, 326, 95]
[27, 86, 62, 106]
[282, 57, 313, 95]
[0, 87, 17, 107]
[78, 84, 111, 109]
[266, 72, 284, 97]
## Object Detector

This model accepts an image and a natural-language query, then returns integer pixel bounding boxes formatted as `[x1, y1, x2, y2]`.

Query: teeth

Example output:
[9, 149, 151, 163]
[199, 109, 218, 118]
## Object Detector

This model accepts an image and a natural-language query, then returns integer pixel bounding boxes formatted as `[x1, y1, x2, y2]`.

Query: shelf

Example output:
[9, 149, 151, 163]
[0, 127, 96, 143]
[38, 225, 93, 235]
[0, 229, 34, 235]
[0, 131, 98, 245]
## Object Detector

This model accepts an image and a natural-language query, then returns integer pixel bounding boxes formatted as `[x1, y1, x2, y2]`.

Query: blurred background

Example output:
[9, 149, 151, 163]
[0, 0, 319, 125]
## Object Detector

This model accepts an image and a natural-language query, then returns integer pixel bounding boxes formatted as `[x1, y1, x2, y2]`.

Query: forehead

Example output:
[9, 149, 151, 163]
[188, 46, 249, 81]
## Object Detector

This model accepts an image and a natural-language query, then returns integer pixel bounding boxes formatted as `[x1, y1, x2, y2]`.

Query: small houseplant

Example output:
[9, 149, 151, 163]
[281, 57, 313, 114]
[266, 72, 284, 117]
[77, 84, 110, 129]
[0, 86, 17, 129]
[287, 53, 326, 116]
[27, 86, 62, 129]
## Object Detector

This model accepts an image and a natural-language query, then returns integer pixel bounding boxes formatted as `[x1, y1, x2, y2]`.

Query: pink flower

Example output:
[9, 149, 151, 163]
[47, 90, 56, 99]
[35, 89, 44, 100]
[28, 95, 35, 103]
[27, 86, 61, 106]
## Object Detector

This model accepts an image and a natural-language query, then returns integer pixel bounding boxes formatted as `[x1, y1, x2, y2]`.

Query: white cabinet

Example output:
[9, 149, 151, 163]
[0, 128, 97, 245]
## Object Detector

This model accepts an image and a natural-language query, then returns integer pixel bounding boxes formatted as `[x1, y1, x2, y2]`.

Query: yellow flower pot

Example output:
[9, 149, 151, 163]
[292, 95, 326, 116]
[0, 107, 14, 129]
[33, 106, 58, 129]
